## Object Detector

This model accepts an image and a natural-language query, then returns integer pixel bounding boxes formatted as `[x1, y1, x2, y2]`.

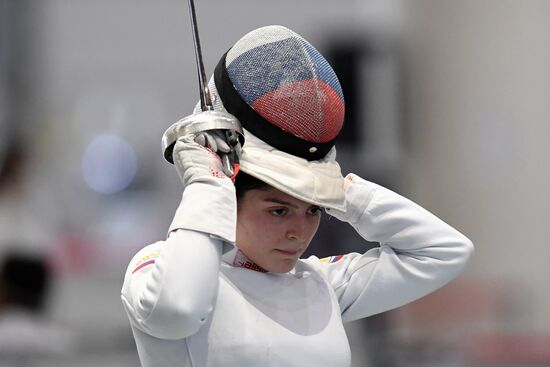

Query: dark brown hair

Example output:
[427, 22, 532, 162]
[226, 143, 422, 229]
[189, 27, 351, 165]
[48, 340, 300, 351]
[234, 172, 270, 201]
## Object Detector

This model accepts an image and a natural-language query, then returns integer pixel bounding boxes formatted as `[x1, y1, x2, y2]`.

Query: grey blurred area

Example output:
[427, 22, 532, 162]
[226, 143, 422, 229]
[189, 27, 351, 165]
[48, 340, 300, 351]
[1, 0, 549, 366]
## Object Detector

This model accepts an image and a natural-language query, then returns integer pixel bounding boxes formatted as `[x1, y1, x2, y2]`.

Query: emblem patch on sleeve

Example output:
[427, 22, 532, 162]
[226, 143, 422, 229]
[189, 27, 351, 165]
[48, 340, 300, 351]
[320, 255, 344, 264]
[132, 250, 160, 274]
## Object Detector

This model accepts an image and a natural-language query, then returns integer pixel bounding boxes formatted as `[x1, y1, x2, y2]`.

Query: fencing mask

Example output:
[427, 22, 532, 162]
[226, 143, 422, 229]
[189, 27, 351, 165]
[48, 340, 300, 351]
[197, 25, 346, 210]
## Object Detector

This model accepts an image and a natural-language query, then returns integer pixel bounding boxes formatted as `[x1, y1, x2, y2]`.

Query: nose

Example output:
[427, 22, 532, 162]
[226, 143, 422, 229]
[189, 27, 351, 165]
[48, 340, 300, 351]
[286, 215, 309, 243]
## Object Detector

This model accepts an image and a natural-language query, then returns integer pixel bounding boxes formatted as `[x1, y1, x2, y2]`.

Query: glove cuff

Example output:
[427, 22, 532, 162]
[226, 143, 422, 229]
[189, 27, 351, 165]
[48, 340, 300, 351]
[168, 180, 237, 243]
[325, 174, 377, 224]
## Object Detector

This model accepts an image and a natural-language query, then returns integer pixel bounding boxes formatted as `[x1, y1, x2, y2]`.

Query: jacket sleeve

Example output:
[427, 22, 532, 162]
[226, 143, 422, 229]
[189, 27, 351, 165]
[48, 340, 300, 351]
[318, 174, 474, 322]
[120, 179, 236, 340]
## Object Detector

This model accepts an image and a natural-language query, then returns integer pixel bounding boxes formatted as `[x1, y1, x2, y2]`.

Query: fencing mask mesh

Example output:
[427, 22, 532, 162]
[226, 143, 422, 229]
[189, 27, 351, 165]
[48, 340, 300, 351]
[213, 25, 345, 160]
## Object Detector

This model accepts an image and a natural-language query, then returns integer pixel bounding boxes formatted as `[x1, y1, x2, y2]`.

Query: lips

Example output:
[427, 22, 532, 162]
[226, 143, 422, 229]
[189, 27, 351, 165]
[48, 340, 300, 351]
[275, 249, 300, 256]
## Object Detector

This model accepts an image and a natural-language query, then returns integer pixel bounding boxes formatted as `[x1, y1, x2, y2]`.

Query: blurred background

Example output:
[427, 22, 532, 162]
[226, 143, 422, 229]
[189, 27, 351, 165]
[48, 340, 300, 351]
[1, 0, 549, 366]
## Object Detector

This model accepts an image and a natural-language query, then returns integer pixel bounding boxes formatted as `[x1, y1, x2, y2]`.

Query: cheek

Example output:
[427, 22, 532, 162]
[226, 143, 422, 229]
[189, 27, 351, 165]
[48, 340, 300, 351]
[307, 217, 321, 240]
[255, 216, 287, 244]
[237, 211, 282, 245]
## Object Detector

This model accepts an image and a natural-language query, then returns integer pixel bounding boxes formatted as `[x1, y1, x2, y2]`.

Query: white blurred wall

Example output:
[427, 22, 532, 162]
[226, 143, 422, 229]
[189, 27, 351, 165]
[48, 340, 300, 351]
[403, 0, 550, 331]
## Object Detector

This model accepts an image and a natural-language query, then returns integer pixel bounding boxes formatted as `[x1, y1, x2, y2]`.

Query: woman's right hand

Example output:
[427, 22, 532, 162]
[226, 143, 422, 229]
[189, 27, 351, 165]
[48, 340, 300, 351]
[172, 133, 232, 188]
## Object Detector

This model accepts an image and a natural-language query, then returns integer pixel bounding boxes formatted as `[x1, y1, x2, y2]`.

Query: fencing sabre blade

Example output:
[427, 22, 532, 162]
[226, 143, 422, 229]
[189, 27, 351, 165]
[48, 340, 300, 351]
[162, 0, 243, 176]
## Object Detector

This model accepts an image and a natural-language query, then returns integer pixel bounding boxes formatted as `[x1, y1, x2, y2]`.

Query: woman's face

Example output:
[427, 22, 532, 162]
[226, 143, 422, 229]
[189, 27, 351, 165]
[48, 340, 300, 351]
[236, 186, 322, 273]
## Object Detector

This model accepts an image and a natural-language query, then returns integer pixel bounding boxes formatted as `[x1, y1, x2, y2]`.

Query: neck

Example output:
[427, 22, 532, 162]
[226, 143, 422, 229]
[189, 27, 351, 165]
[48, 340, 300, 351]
[223, 248, 267, 273]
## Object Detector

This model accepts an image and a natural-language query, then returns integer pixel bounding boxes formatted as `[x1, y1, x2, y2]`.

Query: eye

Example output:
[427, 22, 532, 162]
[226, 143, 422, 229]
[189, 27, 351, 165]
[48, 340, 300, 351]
[270, 208, 288, 217]
[307, 206, 322, 216]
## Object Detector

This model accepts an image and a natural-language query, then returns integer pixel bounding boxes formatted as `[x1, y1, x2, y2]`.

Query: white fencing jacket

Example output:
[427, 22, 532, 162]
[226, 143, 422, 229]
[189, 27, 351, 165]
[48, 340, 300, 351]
[121, 174, 473, 367]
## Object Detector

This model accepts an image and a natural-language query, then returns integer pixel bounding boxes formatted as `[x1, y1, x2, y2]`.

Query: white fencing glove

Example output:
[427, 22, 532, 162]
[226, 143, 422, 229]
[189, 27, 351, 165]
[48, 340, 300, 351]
[325, 174, 374, 224]
[194, 130, 231, 154]
[173, 132, 235, 188]
[167, 130, 239, 244]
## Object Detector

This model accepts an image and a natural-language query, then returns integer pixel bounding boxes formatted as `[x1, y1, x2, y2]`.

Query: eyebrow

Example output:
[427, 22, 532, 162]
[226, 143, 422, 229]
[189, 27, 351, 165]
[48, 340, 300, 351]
[263, 198, 299, 209]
